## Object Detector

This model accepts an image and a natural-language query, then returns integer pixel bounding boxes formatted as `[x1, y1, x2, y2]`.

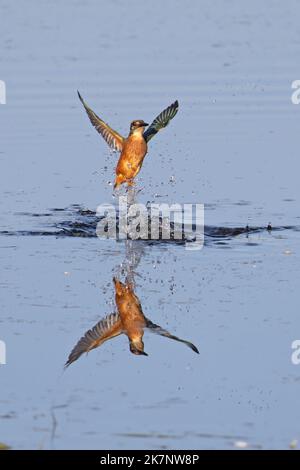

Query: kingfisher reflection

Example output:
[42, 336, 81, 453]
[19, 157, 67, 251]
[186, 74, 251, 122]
[65, 242, 198, 367]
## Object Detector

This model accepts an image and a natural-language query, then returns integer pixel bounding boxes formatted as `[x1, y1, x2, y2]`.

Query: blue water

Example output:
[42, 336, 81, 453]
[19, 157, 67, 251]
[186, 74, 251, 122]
[0, 0, 300, 450]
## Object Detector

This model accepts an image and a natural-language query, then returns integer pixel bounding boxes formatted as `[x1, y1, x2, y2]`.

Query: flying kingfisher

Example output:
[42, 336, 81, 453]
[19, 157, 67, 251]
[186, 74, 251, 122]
[65, 277, 198, 367]
[77, 92, 179, 188]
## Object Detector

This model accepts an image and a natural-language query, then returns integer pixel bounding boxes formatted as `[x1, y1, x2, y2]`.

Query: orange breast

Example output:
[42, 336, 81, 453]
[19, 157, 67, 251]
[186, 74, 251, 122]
[116, 291, 146, 338]
[116, 135, 147, 179]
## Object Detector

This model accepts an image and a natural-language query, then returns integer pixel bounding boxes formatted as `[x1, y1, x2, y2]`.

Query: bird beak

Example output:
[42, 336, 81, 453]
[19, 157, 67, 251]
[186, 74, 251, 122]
[141, 122, 149, 127]
[130, 345, 148, 356]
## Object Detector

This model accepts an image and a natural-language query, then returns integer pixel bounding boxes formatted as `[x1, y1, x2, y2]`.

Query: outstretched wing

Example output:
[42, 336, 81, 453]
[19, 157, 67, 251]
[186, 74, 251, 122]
[143, 100, 179, 143]
[65, 312, 122, 367]
[77, 91, 124, 152]
[145, 318, 199, 353]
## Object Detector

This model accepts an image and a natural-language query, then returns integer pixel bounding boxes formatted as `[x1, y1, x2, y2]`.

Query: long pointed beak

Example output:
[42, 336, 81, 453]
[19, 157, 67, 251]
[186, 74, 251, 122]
[141, 122, 149, 127]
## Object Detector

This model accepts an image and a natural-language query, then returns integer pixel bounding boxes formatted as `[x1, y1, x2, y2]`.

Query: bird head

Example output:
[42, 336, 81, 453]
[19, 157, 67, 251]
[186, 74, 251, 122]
[130, 120, 149, 133]
[129, 339, 148, 356]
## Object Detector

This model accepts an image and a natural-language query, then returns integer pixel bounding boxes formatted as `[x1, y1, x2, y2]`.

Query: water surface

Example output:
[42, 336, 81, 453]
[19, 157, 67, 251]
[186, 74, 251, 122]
[0, 0, 300, 450]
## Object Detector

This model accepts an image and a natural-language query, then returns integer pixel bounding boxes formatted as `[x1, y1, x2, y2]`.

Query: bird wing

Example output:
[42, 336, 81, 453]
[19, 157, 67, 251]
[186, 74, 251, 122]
[65, 312, 122, 367]
[143, 100, 179, 143]
[77, 91, 124, 152]
[145, 318, 199, 353]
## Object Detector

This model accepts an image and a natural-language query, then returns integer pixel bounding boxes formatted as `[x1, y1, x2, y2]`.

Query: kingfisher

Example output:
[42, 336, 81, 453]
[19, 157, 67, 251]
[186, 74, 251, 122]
[65, 278, 198, 367]
[77, 92, 179, 188]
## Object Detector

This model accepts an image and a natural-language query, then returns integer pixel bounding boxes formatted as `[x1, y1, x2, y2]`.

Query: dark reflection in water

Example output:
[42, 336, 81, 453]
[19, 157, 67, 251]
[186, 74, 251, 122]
[2, 204, 295, 244]
[65, 240, 199, 367]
